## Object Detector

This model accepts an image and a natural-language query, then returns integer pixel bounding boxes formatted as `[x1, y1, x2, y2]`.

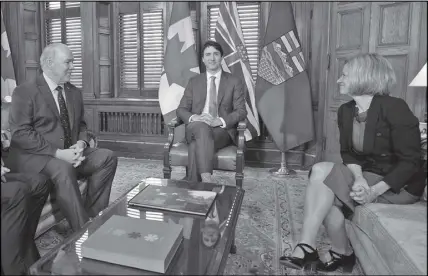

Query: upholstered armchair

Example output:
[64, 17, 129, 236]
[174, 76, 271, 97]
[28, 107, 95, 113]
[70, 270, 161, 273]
[163, 117, 246, 188]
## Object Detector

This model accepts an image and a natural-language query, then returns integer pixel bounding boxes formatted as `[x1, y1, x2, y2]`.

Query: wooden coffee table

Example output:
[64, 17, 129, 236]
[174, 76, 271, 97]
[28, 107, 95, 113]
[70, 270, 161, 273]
[29, 178, 244, 275]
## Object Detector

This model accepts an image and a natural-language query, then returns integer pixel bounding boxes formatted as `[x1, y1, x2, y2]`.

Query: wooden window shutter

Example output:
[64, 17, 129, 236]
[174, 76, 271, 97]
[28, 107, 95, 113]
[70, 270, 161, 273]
[45, 18, 62, 44]
[65, 17, 82, 88]
[118, 4, 164, 93]
[119, 13, 139, 89]
[141, 8, 163, 89]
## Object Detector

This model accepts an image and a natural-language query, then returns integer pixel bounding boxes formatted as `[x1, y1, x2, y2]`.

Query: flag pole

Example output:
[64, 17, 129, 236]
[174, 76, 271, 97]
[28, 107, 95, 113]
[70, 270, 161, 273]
[269, 151, 296, 177]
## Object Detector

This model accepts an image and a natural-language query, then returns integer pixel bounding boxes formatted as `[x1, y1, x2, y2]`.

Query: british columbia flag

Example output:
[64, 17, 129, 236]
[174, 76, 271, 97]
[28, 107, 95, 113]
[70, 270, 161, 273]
[214, 2, 260, 141]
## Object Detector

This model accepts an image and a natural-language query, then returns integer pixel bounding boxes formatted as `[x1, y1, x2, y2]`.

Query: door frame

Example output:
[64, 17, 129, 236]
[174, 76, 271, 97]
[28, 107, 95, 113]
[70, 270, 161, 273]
[312, 2, 331, 162]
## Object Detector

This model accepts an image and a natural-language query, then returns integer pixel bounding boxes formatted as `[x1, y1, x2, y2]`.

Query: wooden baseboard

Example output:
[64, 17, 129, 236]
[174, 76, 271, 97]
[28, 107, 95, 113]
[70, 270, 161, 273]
[99, 140, 316, 169]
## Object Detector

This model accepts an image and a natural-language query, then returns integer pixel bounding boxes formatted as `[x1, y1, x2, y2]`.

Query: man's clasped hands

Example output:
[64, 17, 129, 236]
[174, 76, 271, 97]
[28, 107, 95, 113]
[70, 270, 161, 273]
[191, 113, 223, 127]
[55, 141, 87, 168]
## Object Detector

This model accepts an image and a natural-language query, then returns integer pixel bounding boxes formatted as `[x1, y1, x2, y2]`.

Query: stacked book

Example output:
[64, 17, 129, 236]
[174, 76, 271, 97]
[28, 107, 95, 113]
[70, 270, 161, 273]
[81, 184, 219, 274]
[128, 184, 217, 217]
[81, 215, 183, 274]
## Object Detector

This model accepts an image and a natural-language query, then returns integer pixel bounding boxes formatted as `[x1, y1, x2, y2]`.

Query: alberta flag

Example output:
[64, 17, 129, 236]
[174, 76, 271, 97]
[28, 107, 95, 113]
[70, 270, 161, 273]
[214, 2, 260, 141]
[158, 2, 200, 142]
[255, 2, 314, 152]
[1, 10, 16, 101]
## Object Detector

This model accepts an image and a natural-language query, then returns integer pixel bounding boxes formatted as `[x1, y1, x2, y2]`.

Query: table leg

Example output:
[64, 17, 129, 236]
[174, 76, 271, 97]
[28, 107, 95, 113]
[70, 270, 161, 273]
[230, 231, 237, 254]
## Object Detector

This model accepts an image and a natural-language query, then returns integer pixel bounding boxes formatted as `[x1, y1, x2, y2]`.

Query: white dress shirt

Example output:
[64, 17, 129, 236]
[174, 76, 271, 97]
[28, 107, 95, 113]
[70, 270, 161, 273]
[190, 70, 226, 128]
[203, 70, 222, 114]
[43, 72, 66, 112]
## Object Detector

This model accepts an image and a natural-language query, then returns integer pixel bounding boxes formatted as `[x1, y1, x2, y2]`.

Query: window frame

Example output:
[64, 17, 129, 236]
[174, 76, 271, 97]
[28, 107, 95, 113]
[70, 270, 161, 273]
[114, 1, 166, 99]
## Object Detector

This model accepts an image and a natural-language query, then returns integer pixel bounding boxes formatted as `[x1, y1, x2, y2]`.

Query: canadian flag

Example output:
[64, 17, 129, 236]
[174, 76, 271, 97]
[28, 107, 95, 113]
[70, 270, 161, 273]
[158, 2, 200, 143]
[1, 10, 16, 102]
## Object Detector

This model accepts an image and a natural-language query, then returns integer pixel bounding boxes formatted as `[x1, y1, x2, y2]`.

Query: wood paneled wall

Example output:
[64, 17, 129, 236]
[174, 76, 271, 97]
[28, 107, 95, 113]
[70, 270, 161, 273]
[2, 2, 42, 84]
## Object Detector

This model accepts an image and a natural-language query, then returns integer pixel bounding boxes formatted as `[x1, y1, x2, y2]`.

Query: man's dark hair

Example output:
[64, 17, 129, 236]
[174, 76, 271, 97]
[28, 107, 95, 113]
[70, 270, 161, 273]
[202, 40, 223, 57]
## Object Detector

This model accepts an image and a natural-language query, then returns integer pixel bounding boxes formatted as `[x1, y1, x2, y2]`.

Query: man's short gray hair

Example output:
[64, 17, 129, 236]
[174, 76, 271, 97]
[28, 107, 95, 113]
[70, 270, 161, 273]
[40, 43, 67, 71]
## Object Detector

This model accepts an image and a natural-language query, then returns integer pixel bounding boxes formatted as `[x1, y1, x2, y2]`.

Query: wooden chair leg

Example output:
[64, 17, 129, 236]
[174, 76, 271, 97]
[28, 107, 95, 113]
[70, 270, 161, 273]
[179, 167, 190, 181]
[230, 230, 237, 254]
[235, 173, 243, 188]
[232, 172, 243, 253]
[163, 166, 171, 179]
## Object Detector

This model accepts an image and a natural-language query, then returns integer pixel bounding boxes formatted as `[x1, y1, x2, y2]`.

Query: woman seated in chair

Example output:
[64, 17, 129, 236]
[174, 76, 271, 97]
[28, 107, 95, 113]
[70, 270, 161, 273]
[279, 53, 426, 272]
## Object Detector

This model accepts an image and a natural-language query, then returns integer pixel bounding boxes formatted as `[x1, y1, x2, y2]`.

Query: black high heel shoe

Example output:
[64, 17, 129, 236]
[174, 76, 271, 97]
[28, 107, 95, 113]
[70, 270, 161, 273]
[317, 250, 356, 272]
[279, 243, 319, 271]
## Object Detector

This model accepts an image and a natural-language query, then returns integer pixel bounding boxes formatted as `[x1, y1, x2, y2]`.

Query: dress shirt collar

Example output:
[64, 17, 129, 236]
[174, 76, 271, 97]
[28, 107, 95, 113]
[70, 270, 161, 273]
[206, 70, 222, 82]
[43, 72, 63, 93]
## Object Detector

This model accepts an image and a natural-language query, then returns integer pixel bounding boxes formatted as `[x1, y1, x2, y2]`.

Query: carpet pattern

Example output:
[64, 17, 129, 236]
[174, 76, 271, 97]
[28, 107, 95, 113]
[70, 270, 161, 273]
[35, 158, 364, 275]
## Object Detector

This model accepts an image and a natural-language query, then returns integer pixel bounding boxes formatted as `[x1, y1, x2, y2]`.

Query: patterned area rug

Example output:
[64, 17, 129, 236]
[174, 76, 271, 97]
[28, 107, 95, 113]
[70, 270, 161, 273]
[35, 158, 364, 275]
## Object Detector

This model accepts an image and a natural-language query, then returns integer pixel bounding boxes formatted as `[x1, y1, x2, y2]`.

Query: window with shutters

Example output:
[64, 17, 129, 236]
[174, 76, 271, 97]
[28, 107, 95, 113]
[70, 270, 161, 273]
[207, 2, 261, 82]
[117, 2, 165, 98]
[43, 2, 82, 88]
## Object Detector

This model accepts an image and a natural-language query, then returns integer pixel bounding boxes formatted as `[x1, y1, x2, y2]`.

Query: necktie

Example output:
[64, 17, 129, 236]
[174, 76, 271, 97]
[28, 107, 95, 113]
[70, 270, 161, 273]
[208, 76, 218, 118]
[56, 86, 72, 149]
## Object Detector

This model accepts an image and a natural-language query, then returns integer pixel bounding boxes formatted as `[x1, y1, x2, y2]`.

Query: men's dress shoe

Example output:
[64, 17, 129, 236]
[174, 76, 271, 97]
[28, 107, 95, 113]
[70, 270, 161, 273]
[317, 250, 356, 272]
[279, 243, 319, 271]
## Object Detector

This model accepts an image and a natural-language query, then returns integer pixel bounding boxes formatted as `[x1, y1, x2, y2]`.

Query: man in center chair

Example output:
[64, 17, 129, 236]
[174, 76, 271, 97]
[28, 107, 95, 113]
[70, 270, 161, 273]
[176, 40, 247, 183]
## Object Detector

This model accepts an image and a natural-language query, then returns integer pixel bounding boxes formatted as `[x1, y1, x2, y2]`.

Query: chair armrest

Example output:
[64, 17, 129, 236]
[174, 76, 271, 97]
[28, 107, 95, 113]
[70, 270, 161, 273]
[87, 131, 98, 148]
[238, 120, 246, 132]
[1, 129, 11, 150]
[237, 120, 246, 152]
[166, 117, 184, 145]
[168, 117, 184, 128]
[164, 117, 184, 170]
[235, 120, 246, 187]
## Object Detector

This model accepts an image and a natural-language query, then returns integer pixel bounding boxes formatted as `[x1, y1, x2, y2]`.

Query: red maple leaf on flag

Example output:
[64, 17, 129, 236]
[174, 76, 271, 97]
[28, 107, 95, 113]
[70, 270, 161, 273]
[1, 39, 15, 81]
[163, 34, 199, 88]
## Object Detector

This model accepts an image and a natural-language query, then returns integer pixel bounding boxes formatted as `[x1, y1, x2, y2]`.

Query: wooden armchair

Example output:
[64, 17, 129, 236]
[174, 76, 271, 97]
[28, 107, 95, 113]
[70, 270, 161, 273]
[163, 118, 246, 188]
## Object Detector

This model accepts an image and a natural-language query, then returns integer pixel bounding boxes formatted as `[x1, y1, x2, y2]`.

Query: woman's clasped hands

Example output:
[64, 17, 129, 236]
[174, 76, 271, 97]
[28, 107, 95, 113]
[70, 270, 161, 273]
[350, 177, 378, 204]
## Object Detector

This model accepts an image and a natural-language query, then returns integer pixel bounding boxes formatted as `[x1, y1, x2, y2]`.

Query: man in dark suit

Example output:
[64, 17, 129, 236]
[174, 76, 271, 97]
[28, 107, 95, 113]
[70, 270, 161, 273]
[2, 138, 51, 275]
[176, 40, 247, 183]
[8, 43, 118, 232]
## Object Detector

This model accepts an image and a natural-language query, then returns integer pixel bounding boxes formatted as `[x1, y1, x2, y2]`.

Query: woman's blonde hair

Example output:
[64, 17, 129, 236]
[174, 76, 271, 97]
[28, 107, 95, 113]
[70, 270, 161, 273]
[344, 53, 396, 96]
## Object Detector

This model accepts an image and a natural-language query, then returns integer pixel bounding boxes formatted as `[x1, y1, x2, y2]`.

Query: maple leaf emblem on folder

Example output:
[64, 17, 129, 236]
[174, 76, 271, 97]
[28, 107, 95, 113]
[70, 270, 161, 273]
[128, 232, 142, 239]
[144, 234, 159, 242]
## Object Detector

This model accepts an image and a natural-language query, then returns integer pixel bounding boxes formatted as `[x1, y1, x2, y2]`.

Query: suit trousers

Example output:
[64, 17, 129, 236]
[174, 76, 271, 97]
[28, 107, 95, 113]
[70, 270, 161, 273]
[40, 147, 118, 232]
[1, 173, 51, 275]
[185, 122, 232, 181]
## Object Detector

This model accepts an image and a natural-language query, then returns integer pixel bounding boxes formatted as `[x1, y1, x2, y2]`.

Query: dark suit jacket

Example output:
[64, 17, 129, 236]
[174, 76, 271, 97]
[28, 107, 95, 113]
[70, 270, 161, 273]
[8, 74, 89, 173]
[338, 95, 424, 195]
[176, 71, 247, 144]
